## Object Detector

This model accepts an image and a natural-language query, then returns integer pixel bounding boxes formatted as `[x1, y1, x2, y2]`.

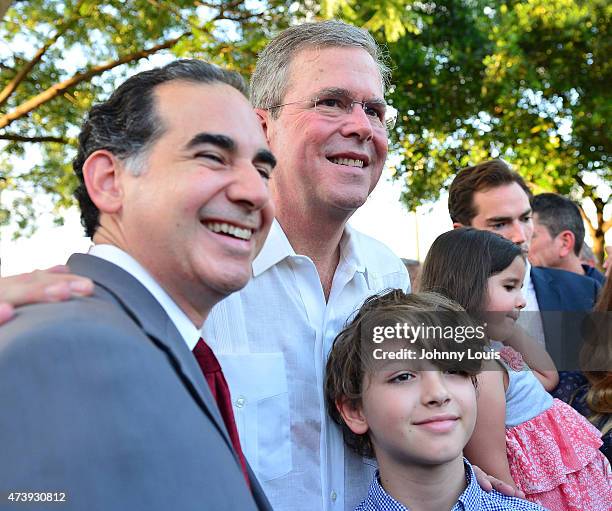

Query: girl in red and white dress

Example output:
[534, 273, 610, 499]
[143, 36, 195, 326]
[420, 227, 612, 511]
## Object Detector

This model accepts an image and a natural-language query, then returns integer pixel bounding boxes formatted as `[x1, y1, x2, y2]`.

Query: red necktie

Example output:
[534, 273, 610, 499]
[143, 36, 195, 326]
[192, 338, 250, 488]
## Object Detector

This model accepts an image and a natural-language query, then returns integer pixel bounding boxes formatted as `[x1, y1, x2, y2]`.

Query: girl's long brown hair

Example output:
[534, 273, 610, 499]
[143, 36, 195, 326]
[419, 227, 523, 314]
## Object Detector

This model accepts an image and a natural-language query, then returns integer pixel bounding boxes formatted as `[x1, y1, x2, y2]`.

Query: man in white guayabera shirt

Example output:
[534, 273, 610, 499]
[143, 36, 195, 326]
[202, 21, 410, 511]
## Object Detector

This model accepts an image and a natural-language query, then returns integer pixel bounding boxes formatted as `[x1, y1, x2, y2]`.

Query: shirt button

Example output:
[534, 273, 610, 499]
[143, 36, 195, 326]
[330, 490, 337, 502]
[235, 396, 246, 408]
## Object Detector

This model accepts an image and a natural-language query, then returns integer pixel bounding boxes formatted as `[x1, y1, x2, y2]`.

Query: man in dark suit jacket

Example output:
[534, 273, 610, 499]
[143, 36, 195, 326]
[0, 60, 275, 510]
[529, 193, 606, 285]
[448, 159, 600, 369]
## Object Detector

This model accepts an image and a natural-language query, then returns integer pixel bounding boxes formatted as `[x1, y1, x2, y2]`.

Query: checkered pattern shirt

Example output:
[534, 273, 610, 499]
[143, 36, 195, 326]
[354, 459, 548, 510]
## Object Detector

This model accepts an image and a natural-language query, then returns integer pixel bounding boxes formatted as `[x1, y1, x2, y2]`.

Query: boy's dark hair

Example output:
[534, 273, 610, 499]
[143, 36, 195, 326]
[324, 290, 485, 459]
[532, 193, 585, 256]
[448, 159, 533, 226]
[73, 59, 248, 238]
[420, 228, 523, 314]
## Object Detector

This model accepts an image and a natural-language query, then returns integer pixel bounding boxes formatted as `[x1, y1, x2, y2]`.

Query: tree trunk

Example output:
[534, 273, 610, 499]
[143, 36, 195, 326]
[592, 198, 609, 268]
[576, 180, 609, 269]
[0, 0, 12, 20]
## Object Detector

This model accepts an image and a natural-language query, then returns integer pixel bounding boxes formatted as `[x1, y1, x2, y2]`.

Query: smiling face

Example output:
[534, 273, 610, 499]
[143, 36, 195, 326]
[354, 361, 477, 470]
[115, 80, 275, 323]
[469, 183, 534, 254]
[261, 46, 388, 221]
[484, 256, 527, 339]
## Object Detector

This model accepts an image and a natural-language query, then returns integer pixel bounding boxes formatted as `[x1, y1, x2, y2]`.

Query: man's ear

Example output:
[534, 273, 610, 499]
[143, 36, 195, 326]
[336, 397, 369, 435]
[558, 230, 575, 258]
[82, 150, 124, 214]
[254, 108, 271, 143]
[452, 222, 465, 230]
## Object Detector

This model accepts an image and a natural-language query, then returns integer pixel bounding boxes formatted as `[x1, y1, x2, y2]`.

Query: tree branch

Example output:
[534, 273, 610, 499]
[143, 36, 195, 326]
[194, 0, 217, 8]
[578, 203, 596, 238]
[0, 2, 83, 108]
[146, 0, 189, 25]
[0, 133, 69, 143]
[574, 174, 596, 200]
[217, 11, 261, 22]
[0, 0, 13, 21]
[0, 32, 190, 130]
[220, 0, 248, 12]
[573, 175, 610, 243]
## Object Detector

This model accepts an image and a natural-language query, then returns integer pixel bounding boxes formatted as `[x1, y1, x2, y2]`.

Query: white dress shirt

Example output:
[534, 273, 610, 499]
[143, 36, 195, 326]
[88, 244, 201, 350]
[203, 220, 410, 511]
[517, 261, 547, 346]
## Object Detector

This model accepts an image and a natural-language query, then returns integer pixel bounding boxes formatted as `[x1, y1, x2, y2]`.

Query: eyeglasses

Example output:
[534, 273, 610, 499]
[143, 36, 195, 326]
[266, 92, 398, 129]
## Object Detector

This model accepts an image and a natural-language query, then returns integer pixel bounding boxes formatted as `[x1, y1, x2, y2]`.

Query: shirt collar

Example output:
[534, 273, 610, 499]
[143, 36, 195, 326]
[455, 458, 482, 509]
[365, 469, 408, 510]
[88, 244, 201, 351]
[252, 219, 367, 278]
[523, 260, 532, 290]
[338, 224, 366, 275]
[252, 219, 295, 277]
[366, 458, 480, 510]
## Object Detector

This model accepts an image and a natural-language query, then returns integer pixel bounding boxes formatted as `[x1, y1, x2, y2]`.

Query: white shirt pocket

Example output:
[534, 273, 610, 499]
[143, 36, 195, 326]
[218, 352, 292, 481]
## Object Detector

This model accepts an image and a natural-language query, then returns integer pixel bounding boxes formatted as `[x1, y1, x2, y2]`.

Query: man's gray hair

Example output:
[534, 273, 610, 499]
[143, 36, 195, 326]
[580, 243, 598, 265]
[532, 193, 586, 256]
[250, 20, 390, 115]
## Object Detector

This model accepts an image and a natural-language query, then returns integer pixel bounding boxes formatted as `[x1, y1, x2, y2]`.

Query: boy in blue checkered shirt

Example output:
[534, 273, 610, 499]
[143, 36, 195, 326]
[324, 290, 548, 510]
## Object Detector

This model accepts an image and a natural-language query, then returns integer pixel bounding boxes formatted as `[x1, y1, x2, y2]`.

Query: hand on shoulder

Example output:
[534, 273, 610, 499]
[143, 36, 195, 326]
[0, 265, 94, 325]
[472, 464, 526, 499]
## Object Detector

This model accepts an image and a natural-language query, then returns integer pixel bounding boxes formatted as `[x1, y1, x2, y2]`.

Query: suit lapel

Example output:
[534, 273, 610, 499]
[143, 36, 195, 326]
[530, 267, 561, 311]
[530, 267, 562, 360]
[247, 463, 273, 511]
[67, 254, 235, 455]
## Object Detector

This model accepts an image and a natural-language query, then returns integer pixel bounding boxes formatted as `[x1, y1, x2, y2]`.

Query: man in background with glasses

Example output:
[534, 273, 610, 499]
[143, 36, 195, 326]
[201, 20, 410, 511]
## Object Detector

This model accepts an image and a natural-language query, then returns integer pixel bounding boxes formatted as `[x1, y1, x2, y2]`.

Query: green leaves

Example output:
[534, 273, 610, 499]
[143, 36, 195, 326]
[1, 0, 609, 258]
[364, 0, 609, 258]
[0, 0, 309, 236]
